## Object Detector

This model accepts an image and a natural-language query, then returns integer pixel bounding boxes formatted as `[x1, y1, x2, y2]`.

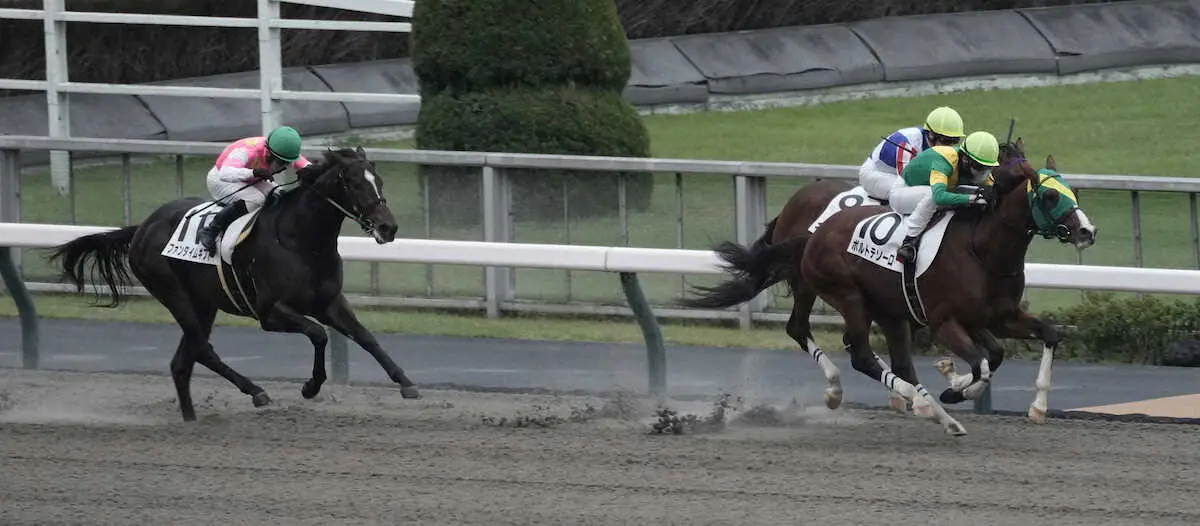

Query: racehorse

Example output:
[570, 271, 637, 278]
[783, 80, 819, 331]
[679, 138, 1096, 430]
[799, 138, 1095, 435]
[47, 146, 421, 422]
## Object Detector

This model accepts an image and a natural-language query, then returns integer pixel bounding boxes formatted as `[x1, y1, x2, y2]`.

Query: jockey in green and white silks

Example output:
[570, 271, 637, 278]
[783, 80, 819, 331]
[889, 131, 1001, 264]
[858, 106, 967, 202]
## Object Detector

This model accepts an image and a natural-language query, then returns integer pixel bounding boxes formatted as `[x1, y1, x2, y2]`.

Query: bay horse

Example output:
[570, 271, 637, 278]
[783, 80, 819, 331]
[800, 138, 1095, 435]
[47, 146, 421, 422]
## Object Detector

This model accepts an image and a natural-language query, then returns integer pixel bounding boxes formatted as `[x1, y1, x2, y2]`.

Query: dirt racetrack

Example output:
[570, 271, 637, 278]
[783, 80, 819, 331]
[2, 369, 1200, 525]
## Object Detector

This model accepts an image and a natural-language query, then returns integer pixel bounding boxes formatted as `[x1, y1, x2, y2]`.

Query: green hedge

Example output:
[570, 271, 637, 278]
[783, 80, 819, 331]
[411, 0, 630, 95]
[416, 87, 652, 225]
[412, 0, 652, 225]
[1049, 292, 1200, 365]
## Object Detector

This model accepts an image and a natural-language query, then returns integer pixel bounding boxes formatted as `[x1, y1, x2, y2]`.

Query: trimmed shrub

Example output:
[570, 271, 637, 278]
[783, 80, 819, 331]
[410, 0, 631, 95]
[415, 87, 652, 225]
[411, 0, 652, 225]
[1048, 292, 1200, 365]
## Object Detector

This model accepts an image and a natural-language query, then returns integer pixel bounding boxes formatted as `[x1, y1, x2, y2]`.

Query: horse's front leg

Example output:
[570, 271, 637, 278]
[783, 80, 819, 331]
[934, 328, 1007, 399]
[930, 319, 992, 405]
[988, 310, 1060, 424]
[259, 301, 331, 399]
[317, 293, 420, 399]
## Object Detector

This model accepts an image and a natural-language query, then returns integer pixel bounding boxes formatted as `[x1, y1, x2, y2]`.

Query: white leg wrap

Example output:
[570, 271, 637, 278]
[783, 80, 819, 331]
[806, 338, 843, 409]
[1029, 345, 1054, 423]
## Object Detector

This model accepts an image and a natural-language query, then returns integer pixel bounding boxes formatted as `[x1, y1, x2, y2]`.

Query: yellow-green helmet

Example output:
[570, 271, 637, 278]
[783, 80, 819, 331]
[960, 131, 1000, 167]
[924, 106, 966, 138]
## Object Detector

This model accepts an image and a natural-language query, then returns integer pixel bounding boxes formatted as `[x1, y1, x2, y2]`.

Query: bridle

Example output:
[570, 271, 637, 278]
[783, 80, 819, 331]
[275, 157, 387, 237]
[991, 148, 1073, 242]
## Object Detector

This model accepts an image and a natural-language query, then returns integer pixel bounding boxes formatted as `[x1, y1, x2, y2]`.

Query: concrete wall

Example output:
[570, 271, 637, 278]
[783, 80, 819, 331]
[2, 0, 1198, 155]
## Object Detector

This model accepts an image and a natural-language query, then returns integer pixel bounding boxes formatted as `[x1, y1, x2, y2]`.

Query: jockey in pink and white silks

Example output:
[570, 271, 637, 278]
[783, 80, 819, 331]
[197, 126, 312, 252]
[857, 106, 967, 203]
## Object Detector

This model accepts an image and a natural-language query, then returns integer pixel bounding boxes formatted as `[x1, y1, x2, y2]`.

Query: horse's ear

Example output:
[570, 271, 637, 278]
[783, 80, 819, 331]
[1042, 187, 1060, 207]
[1045, 154, 1057, 171]
[1015, 136, 1024, 150]
[356, 145, 366, 156]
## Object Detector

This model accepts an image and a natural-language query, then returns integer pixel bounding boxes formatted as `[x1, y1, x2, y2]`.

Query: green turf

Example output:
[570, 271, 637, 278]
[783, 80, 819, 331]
[8, 75, 1200, 332]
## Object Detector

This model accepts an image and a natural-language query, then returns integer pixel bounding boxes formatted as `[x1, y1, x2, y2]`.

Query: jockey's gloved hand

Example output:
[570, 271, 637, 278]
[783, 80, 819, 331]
[252, 168, 274, 182]
[970, 187, 994, 208]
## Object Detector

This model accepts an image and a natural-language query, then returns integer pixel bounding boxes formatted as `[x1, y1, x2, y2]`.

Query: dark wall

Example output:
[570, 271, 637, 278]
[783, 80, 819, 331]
[0, 0, 1129, 96]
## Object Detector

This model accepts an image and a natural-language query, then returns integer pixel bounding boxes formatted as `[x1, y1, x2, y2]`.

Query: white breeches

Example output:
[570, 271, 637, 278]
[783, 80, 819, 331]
[206, 167, 276, 212]
[858, 159, 904, 201]
[887, 185, 929, 215]
[897, 190, 937, 238]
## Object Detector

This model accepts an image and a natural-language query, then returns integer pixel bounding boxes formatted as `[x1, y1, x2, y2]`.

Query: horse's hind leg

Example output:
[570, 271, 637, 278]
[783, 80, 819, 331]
[189, 305, 270, 407]
[785, 279, 842, 409]
[824, 290, 964, 435]
[318, 294, 420, 399]
[152, 288, 266, 421]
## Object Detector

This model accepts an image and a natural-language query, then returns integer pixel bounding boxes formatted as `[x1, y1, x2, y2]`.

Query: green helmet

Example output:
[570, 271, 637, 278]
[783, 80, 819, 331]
[924, 106, 966, 138]
[960, 131, 1000, 167]
[266, 126, 303, 162]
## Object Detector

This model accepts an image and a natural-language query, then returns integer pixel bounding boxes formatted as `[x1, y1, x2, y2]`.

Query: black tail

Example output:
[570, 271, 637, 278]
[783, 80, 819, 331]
[46, 225, 139, 307]
[678, 217, 802, 309]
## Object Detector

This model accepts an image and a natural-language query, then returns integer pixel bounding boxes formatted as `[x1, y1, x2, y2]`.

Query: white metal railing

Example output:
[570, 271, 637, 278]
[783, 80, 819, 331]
[2, 135, 1200, 327]
[0, 0, 418, 196]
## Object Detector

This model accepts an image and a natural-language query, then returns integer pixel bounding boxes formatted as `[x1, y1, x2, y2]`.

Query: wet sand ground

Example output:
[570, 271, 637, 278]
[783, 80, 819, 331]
[2, 369, 1198, 525]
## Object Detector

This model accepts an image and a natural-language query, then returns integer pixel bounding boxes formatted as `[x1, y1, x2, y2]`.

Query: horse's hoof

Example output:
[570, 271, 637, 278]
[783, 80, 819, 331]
[933, 358, 956, 377]
[888, 393, 909, 413]
[939, 388, 967, 405]
[301, 381, 321, 400]
[400, 386, 421, 399]
[252, 392, 272, 407]
[824, 388, 843, 410]
[945, 421, 968, 436]
[1028, 405, 1047, 424]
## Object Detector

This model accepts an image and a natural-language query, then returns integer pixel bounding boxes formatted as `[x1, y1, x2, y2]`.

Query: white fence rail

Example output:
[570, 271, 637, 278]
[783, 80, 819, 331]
[6, 223, 1200, 295]
[0, 0, 417, 195]
[4, 136, 1200, 327]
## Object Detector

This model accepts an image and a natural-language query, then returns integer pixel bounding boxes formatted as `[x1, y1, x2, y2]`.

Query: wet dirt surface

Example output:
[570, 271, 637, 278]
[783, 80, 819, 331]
[2, 369, 1198, 525]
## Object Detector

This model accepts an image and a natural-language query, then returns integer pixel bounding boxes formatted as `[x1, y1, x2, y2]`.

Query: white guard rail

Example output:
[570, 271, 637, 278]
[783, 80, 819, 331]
[4, 222, 1200, 295]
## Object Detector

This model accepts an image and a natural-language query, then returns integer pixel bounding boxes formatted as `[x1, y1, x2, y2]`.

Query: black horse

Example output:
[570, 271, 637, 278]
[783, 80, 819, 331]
[48, 146, 420, 422]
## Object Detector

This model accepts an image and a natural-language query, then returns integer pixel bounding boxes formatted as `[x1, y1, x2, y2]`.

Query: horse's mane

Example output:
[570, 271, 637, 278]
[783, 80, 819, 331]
[296, 147, 362, 187]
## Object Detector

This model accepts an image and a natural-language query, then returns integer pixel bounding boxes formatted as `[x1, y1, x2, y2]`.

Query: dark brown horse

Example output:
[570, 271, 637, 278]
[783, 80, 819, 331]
[800, 138, 1095, 435]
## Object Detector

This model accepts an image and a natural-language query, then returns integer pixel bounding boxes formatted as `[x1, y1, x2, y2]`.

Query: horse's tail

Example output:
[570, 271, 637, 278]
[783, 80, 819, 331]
[678, 217, 802, 309]
[46, 225, 140, 307]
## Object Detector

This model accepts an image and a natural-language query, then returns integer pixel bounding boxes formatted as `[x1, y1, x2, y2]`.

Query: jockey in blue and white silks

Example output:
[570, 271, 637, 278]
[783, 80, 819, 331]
[857, 106, 967, 203]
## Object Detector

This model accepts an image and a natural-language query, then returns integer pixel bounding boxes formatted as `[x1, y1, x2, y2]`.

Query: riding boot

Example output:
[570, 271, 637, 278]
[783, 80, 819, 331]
[198, 199, 248, 253]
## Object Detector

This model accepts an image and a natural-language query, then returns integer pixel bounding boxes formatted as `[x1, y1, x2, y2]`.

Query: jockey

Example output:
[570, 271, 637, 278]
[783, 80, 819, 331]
[890, 130, 1001, 264]
[197, 126, 312, 253]
[858, 106, 966, 202]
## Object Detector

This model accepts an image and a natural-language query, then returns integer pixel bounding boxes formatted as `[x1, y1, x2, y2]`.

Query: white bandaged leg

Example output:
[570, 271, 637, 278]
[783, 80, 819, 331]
[878, 370, 966, 435]
[804, 338, 843, 409]
[858, 160, 903, 201]
[1029, 344, 1054, 424]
